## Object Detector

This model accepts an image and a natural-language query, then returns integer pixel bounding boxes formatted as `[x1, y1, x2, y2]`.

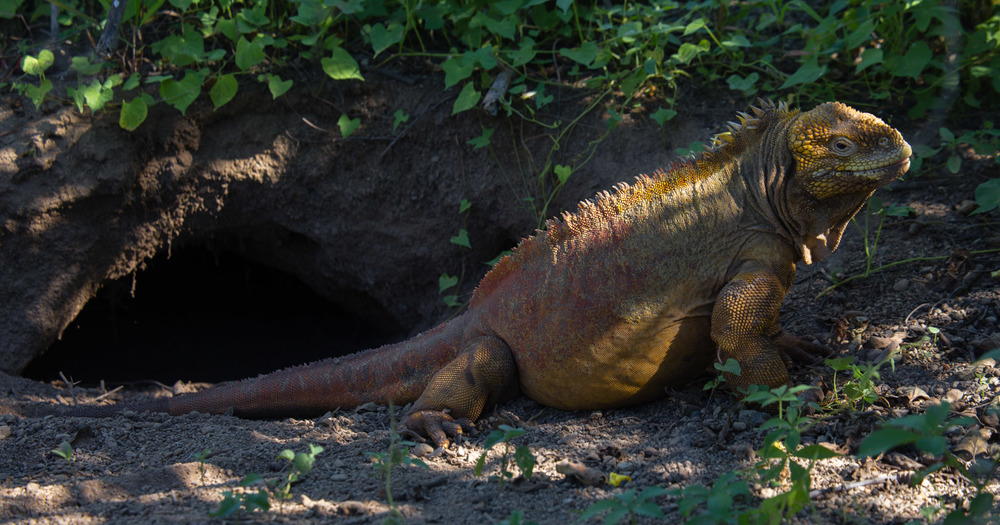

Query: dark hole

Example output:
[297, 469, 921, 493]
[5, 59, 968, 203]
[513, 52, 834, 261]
[23, 245, 406, 386]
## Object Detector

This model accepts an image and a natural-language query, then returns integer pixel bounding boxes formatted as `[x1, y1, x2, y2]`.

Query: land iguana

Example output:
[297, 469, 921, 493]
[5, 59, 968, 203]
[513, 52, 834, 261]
[10, 100, 911, 447]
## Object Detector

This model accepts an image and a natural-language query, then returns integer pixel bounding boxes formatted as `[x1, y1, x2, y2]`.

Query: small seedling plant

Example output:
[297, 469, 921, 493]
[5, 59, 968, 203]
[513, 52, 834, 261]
[475, 424, 535, 490]
[858, 401, 996, 524]
[578, 485, 668, 524]
[367, 404, 429, 524]
[209, 443, 323, 519]
[824, 346, 898, 412]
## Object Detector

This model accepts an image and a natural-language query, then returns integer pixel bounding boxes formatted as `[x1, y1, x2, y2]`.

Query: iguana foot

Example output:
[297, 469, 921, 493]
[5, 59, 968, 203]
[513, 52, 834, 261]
[773, 331, 831, 365]
[400, 410, 475, 448]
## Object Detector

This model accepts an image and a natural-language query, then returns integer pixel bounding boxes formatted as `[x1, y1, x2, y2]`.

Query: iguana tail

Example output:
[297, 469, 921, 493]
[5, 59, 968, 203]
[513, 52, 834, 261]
[19, 315, 468, 419]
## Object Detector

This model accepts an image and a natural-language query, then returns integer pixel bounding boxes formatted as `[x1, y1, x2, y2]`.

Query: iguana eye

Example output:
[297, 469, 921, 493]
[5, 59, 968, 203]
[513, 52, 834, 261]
[829, 137, 857, 156]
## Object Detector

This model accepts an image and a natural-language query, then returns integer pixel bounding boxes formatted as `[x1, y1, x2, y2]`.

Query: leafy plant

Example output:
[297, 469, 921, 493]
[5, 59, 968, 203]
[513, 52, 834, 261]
[743, 384, 842, 522]
[474, 424, 535, 490]
[668, 471, 749, 525]
[858, 401, 995, 524]
[209, 473, 271, 519]
[208, 443, 323, 519]
[273, 443, 324, 501]
[824, 346, 898, 411]
[368, 403, 429, 523]
[50, 440, 74, 463]
[578, 485, 668, 524]
[703, 357, 741, 395]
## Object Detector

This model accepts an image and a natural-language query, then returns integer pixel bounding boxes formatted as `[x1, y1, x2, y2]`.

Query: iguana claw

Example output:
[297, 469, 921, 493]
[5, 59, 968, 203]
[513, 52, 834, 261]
[773, 332, 832, 365]
[400, 410, 474, 448]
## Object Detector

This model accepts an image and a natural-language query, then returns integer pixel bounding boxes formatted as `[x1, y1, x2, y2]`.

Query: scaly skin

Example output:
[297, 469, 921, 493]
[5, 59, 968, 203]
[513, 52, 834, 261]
[14, 100, 911, 447]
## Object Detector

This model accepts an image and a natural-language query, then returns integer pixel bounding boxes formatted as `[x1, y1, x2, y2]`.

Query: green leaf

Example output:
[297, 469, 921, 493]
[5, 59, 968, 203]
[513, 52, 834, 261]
[857, 428, 920, 458]
[0, 0, 21, 18]
[450, 229, 471, 249]
[972, 178, 1000, 214]
[119, 97, 148, 131]
[210, 73, 238, 109]
[482, 429, 507, 449]
[560, 41, 599, 67]
[514, 445, 535, 479]
[293, 451, 316, 474]
[235, 36, 265, 71]
[674, 41, 708, 65]
[650, 107, 677, 127]
[946, 154, 961, 174]
[268, 75, 292, 99]
[474, 452, 487, 476]
[122, 72, 141, 90]
[793, 444, 842, 460]
[368, 22, 403, 57]
[780, 58, 826, 89]
[70, 56, 104, 75]
[22, 49, 54, 76]
[159, 71, 203, 115]
[714, 358, 741, 375]
[459, 199, 471, 213]
[856, 48, 883, 73]
[509, 40, 536, 67]
[885, 41, 932, 79]
[467, 127, 494, 149]
[392, 109, 410, 132]
[726, 72, 759, 93]
[438, 274, 458, 293]
[322, 47, 364, 80]
[66, 86, 84, 112]
[915, 434, 947, 456]
[24, 79, 53, 109]
[825, 357, 853, 371]
[554, 164, 572, 185]
[441, 57, 475, 88]
[83, 78, 114, 112]
[452, 83, 480, 115]
[337, 114, 360, 137]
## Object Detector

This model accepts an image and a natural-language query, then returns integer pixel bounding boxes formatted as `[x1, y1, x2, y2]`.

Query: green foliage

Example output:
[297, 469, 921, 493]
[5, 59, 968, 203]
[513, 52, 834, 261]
[368, 403, 429, 523]
[274, 443, 324, 501]
[703, 357, 741, 393]
[50, 440, 74, 463]
[210, 473, 271, 519]
[337, 114, 361, 138]
[669, 471, 748, 525]
[857, 401, 997, 523]
[578, 486, 667, 524]
[825, 346, 899, 411]
[475, 424, 535, 490]
[209, 443, 322, 518]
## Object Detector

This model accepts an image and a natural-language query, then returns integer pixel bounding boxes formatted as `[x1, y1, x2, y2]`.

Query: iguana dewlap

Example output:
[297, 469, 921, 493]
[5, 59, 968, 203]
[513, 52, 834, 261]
[16, 100, 911, 447]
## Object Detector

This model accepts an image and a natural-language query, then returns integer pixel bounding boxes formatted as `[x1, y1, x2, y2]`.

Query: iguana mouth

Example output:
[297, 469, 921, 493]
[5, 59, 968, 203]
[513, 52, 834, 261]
[846, 156, 910, 180]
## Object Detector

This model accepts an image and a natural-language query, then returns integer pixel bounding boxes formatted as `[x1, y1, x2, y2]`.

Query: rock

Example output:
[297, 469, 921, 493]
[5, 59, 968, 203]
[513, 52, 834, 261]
[892, 278, 910, 291]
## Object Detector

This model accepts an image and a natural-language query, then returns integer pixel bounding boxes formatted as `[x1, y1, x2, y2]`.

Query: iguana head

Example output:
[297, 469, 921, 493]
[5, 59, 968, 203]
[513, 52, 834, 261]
[784, 101, 911, 264]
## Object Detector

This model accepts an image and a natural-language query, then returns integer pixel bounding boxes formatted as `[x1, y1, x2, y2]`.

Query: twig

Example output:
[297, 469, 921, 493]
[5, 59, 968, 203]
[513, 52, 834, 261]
[93, 385, 124, 401]
[809, 474, 898, 498]
[58, 371, 80, 406]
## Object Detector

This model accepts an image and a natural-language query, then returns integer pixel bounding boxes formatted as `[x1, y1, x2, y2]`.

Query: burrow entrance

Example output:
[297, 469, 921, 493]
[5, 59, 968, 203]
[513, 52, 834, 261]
[23, 242, 407, 386]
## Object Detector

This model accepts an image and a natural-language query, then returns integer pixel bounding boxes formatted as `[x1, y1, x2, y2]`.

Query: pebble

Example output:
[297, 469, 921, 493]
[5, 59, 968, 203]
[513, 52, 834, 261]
[412, 443, 434, 457]
[892, 278, 910, 291]
[0, 424, 10, 440]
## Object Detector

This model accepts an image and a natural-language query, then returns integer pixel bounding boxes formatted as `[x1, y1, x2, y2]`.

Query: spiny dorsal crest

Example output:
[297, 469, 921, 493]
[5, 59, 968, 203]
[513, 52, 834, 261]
[471, 99, 798, 304]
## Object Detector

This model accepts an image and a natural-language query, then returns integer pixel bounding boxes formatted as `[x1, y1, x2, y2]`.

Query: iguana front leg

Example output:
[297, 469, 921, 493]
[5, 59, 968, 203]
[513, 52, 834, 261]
[710, 270, 829, 394]
[401, 335, 519, 447]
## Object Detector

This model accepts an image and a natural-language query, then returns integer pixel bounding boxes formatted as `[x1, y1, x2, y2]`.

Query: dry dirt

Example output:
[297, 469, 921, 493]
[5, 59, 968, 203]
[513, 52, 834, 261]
[2, 65, 1000, 523]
